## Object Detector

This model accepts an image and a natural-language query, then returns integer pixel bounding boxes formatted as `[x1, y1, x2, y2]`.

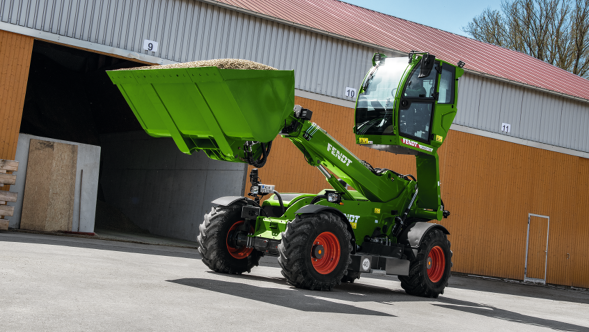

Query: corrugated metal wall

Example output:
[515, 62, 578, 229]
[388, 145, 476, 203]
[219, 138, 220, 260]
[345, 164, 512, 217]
[0, 30, 33, 160]
[251, 96, 589, 288]
[1, 0, 588, 153]
[456, 73, 589, 153]
[0, 0, 381, 101]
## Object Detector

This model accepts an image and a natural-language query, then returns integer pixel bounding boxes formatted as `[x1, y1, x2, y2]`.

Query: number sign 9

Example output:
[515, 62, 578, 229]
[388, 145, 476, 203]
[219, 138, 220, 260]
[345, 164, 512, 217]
[143, 39, 159, 53]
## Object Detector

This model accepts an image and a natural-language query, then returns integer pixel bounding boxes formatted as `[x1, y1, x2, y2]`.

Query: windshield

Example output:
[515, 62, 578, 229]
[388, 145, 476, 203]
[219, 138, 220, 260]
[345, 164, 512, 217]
[356, 57, 410, 135]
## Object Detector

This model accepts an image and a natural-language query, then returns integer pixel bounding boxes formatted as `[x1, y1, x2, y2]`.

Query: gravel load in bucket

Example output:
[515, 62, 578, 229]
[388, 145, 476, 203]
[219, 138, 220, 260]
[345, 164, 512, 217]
[119, 58, 276, 71]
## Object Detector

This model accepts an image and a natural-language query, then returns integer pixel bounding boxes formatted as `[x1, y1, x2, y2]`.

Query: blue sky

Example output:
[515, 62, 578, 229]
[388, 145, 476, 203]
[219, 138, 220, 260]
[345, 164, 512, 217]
[341, 0, 504, 37]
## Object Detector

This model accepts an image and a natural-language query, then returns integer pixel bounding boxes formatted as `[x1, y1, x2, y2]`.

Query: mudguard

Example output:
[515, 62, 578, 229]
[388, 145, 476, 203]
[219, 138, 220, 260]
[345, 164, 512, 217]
[398, 222, 450, 249]
[211, 196, 253, 207]
[295, 204, 357, 248]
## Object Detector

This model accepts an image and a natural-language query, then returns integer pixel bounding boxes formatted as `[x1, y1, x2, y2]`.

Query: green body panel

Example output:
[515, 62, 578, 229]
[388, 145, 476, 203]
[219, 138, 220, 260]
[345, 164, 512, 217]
[108, 54, 461, 247]
[285, 120, 410, 203]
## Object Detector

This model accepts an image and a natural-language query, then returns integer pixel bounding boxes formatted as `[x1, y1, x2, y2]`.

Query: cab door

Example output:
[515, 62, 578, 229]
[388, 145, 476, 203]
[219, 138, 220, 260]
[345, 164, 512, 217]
[431, 63, 457, 147]
[398, 62, 456, 147]
[398, 62, 439, 144]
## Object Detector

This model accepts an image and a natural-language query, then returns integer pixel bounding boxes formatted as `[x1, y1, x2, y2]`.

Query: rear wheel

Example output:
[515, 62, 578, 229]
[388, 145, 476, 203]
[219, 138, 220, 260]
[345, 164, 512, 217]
[197, 202, 262, 274]
[399, 229, 452, 298]
[278, 212, 352, 290]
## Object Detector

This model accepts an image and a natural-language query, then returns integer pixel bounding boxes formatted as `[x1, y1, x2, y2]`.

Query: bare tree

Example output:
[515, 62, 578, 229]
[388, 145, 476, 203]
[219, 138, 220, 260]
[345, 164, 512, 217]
[464, 0, 589, 78]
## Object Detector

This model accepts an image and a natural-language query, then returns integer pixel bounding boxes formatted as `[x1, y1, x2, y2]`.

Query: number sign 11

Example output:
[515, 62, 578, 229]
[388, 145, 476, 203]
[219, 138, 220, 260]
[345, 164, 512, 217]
[345, 87, 357, 99]
[501, 123, 511, 133]
[143, 39, 159, 52]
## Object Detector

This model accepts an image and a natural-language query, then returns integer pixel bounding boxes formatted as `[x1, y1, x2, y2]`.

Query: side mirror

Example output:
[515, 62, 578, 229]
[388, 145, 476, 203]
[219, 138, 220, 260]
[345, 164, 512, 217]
[419, 54, 436, 78]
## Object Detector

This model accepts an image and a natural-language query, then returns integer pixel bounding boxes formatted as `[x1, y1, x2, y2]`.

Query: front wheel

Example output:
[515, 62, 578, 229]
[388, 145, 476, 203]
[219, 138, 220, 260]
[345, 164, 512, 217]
[399, 228, 452, 298]
[197, 202, 262, 274]
[278, 212, 352, 291]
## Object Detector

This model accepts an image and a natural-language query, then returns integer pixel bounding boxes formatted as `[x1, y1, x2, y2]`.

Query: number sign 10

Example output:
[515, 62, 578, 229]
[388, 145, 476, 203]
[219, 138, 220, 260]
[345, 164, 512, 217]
[345, 87, 357, 99]
[143, 39, 159, 52]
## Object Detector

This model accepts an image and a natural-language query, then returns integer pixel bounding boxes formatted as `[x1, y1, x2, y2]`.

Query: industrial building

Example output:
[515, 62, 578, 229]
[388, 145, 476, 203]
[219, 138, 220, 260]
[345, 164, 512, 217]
[1, 0, 588, 288]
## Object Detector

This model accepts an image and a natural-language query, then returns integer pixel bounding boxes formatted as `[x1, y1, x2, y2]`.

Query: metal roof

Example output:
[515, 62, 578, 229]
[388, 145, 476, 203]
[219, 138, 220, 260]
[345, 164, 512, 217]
[211, 0, 589, 102]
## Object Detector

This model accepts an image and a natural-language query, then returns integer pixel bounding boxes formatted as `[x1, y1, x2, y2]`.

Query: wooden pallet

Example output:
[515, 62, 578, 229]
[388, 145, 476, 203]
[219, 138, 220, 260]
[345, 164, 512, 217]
[0, 159, 19, 231]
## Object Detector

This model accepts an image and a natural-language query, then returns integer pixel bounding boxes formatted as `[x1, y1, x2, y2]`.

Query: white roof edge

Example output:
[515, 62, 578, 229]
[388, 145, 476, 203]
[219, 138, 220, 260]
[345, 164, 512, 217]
[450, 124, 589, 159]
[465, 69, 589, 105]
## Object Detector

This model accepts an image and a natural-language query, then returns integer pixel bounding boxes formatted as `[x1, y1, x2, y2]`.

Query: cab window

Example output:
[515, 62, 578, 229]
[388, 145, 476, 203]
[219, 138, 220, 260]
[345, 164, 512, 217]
[399, 103, 432, 141]
[438, 63, 455, 104]
[403, 63, 437, 99]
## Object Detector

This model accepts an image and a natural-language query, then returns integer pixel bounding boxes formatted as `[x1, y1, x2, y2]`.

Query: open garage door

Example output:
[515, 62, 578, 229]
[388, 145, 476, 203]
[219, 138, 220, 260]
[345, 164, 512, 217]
[17, 41, 247, 241]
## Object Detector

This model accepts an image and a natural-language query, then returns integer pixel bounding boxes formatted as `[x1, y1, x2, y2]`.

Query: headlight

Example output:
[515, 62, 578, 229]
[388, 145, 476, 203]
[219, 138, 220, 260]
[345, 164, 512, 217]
[250, 185, 259, 195]
[327, 192, 341, 203]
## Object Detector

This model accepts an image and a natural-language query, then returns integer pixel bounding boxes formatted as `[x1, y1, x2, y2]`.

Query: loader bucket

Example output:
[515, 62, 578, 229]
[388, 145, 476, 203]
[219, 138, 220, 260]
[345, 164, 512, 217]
[107, 67, 295, 161]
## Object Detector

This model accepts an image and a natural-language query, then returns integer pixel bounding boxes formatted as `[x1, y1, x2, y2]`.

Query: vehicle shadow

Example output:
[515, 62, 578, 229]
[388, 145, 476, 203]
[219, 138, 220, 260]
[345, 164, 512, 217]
[180, 272, 589, 331]
[446, 275, 589, 305]
[167, 276, 396, 317]
[219, 271, 420, 302]
[434, 297, 589, 332]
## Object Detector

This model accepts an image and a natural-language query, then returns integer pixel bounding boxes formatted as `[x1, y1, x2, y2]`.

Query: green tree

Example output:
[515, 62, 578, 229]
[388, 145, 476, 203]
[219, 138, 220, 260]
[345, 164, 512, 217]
[463, 0, 589, 78]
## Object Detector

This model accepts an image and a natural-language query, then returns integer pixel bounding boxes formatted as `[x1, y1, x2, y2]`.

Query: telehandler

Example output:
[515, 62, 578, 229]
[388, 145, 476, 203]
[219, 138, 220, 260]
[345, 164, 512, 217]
[108, 52, 464, 297]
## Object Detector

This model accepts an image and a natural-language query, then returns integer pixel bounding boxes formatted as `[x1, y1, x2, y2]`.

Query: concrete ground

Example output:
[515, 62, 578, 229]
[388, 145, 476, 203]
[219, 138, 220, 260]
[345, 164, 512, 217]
[1, 232, 588, 332]
[93, 229, 199, 248]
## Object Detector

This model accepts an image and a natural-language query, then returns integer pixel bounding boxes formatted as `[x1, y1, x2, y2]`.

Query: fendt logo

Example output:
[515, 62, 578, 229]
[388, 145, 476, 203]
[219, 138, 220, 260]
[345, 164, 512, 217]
[344, 213, 360, 229]
[344, 214, 360, 222]
[327, 143, 353, 166]
[402, 138, 433, 152]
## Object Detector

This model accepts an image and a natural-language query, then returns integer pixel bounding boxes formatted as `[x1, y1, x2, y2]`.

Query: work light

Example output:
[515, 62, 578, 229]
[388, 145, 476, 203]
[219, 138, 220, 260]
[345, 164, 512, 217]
[326, 192, 341, 203]
[250, 185, 259, 195]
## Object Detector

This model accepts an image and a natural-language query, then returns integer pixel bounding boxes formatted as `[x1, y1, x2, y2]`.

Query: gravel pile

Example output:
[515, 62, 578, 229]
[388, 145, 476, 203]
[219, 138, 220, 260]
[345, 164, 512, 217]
[119, 58, 276, 71]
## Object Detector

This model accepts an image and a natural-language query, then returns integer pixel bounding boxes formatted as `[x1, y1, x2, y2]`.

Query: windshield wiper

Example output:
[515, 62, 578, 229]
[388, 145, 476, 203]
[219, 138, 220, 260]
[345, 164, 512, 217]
[362, 63, 380, 91]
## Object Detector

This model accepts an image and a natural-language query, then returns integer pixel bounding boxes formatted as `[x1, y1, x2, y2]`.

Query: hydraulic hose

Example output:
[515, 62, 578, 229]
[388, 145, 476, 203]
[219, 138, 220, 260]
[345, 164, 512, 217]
[404, 174, 417, 182]
[272, 190, 286, 215]
[247, 141, 273, 168]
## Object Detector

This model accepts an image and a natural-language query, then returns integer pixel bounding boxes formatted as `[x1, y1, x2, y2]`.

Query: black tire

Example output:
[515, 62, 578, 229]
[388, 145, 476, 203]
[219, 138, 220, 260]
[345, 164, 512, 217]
[399, 228, 452, 298]
[278, 212, 352, 291]
[197, 202, 262, 274]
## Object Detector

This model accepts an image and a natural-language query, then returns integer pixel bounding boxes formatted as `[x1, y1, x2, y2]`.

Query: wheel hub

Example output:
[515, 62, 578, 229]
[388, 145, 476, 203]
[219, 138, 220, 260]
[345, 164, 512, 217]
[311, 232, 341, 275]
[427, 246, 445, 283]
[226, 220, 254, 260]
[312, 244, 325, 259]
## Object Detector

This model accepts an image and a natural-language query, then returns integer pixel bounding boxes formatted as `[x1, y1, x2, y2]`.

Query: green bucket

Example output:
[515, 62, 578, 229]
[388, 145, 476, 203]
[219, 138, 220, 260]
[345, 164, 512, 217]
[107, 66, 295, 161]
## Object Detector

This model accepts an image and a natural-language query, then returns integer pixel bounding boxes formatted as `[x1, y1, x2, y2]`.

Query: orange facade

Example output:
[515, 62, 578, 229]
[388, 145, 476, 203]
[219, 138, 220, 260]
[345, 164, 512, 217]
[0, 31, 33, 160]
[248, 96, 589, 288]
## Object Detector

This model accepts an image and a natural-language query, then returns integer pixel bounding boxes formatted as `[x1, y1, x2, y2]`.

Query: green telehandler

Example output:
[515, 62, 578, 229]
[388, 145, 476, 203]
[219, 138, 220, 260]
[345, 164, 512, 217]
[107, 52, 464, 298]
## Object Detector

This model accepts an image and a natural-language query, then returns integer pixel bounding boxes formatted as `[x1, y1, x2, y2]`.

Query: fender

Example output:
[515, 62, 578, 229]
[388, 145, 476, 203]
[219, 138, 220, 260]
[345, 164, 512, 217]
[295, 204, 357, 251]
[398, 222, 450, 249]
[211, 196, 255, 207]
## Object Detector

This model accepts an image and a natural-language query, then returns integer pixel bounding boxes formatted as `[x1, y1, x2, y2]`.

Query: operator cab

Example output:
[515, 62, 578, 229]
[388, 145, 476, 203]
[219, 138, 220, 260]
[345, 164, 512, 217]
[355, 52, 462, 156]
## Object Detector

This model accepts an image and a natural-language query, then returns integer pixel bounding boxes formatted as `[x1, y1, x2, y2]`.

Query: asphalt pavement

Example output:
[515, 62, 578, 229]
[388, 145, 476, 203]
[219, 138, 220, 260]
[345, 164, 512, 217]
[1, 232, 588, 331]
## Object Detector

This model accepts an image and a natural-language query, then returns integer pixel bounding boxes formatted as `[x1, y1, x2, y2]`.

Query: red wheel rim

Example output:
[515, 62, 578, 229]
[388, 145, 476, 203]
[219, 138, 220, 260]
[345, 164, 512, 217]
[427, 246, 446, 283]
[311, 232, 341, 274]
[226, 220, 253, 260]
